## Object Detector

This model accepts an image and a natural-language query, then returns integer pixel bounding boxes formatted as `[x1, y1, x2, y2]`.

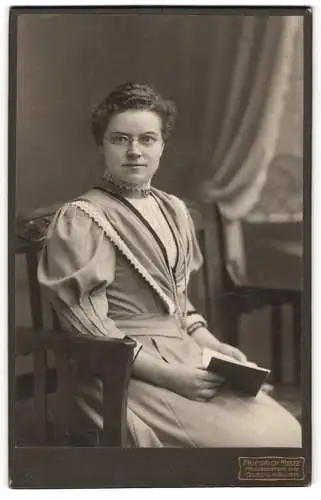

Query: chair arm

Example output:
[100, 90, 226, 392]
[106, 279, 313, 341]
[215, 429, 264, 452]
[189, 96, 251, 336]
[15, 326, 136, 360]
[15, 326, 136, 446]
[62, 334, 136, 446]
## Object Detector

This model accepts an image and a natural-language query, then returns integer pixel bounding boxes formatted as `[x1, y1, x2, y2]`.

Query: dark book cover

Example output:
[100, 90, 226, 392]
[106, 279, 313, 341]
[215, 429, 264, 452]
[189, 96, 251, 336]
[202, 347, 271, 397]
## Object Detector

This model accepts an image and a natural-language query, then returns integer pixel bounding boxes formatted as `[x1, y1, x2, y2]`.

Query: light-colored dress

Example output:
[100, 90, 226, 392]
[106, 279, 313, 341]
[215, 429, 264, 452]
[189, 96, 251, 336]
[38, 187, 301, 448]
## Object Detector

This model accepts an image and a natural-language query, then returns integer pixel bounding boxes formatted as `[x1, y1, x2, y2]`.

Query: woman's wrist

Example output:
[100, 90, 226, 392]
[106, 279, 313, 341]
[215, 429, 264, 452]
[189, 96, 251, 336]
[132, 349, 177, 391]
[159, 363, 179, 392]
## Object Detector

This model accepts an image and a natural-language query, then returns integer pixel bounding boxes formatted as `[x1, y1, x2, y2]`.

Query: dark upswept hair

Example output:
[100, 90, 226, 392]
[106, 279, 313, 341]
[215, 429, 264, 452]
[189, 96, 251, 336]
[91, 82, 177, 146]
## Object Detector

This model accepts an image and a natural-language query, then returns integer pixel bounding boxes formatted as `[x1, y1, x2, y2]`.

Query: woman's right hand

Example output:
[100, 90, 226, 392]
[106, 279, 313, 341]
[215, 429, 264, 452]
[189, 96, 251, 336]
[167, 364, 224, 402]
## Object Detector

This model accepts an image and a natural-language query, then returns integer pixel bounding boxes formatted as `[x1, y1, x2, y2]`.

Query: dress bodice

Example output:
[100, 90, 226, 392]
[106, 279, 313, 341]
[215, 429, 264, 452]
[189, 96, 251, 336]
[125, 195, 177, 269]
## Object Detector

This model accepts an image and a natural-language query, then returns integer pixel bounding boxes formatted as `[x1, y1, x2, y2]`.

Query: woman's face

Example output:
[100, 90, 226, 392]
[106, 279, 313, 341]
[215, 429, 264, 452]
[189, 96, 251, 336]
[101, 109, 164, 186]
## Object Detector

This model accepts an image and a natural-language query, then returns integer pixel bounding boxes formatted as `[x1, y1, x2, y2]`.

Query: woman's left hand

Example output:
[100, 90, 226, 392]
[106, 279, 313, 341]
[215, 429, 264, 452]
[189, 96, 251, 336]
[218, 342, 247, 364]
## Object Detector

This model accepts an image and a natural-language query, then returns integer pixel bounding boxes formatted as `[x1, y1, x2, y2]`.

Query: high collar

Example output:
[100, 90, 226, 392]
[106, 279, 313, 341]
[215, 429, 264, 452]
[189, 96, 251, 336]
[100, 174, 151, 199]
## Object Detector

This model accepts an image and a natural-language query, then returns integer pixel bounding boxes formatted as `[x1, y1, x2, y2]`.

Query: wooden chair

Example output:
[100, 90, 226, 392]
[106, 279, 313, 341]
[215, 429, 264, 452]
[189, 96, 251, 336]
[189, 202, 302, 387]
[15, 207, 136, 446]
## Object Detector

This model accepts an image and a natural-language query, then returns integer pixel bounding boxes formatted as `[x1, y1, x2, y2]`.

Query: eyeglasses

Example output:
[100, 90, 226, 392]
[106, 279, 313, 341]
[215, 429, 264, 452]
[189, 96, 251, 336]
[103, 133, 162, 148]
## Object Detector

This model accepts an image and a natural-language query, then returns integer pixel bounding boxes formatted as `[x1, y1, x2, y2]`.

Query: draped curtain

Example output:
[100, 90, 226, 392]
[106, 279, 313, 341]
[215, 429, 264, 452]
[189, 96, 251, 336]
[198, 15, 300, 219]
[196, 16, 301, 283]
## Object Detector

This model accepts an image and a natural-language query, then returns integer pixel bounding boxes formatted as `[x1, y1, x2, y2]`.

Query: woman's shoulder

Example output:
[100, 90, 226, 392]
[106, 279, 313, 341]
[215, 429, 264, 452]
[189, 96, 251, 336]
[152, 188, 189, 215]
[46, 193, 105, 242]
[152, 189, 199, 238]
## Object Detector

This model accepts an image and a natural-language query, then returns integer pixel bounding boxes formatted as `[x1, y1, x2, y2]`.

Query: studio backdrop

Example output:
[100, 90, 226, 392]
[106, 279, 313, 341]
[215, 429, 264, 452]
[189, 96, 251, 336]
[16, 13, 302, 216]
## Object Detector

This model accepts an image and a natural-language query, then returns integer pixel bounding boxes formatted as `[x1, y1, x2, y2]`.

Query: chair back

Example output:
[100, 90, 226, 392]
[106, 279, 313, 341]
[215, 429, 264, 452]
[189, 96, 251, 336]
[16, 210, 86, 446]
[186, 201, 227, 339]
[15, 211, 57, 444]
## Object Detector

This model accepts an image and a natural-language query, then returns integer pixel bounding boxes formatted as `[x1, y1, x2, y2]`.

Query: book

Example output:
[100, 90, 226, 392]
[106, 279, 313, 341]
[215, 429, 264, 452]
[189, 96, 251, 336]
[202, 347, 271, 397]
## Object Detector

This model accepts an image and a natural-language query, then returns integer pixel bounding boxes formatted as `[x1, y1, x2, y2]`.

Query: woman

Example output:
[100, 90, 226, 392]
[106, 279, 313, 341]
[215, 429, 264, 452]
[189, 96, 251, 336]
[38, 82, 301, 447]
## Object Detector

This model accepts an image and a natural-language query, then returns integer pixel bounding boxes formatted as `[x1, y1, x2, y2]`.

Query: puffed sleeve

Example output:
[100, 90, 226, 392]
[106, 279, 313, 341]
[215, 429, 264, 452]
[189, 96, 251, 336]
[38, 203, 142, 359]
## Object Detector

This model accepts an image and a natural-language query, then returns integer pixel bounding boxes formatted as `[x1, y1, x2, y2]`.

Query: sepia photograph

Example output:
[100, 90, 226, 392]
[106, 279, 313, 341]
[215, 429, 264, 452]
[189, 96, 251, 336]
[9, 6, 311, 488]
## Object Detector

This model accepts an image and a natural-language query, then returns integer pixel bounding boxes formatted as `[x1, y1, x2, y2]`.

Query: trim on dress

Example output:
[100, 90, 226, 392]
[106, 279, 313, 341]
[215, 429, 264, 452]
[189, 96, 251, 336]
[150, 192, 180, 274]
[93, 187, 173, 272]
[70, 200, 176, 315]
